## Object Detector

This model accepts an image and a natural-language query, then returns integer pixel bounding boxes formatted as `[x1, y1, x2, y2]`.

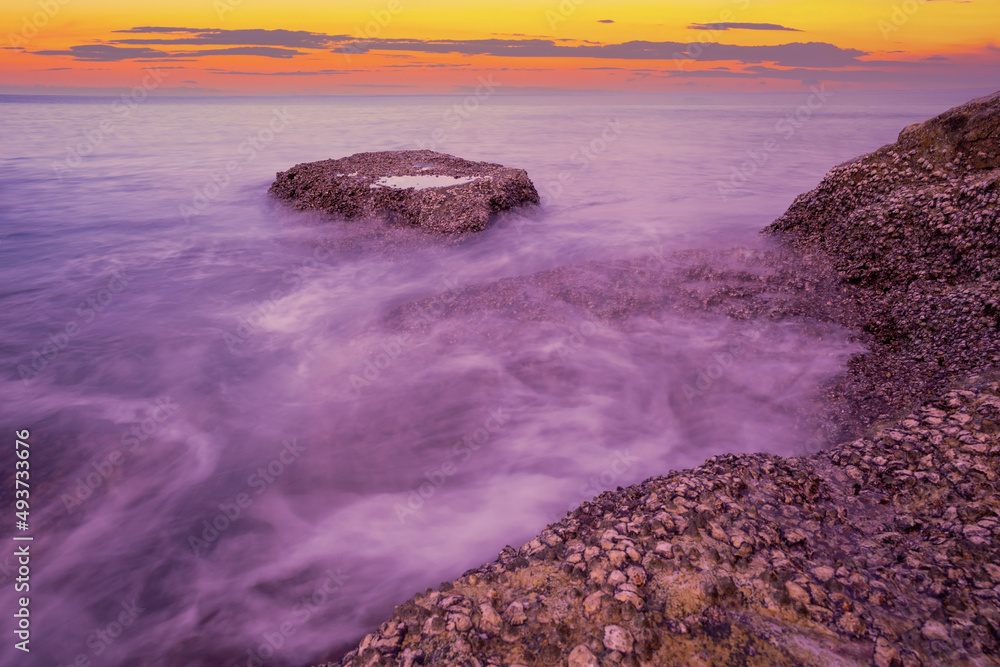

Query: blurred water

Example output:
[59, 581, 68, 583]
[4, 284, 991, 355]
[0, 89, 986, 666]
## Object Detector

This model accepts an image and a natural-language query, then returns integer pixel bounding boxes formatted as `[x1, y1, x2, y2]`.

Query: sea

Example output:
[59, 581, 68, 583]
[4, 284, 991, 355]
[0, 88, 990, 666]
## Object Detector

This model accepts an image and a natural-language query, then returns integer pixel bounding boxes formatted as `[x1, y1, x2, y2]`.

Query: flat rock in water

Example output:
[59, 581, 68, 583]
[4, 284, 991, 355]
[269, 150, 540, 233]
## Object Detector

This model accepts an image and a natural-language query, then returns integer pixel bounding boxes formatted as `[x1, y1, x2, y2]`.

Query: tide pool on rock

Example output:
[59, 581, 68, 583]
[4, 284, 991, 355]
[269, 150, 539, 233]
[370, 175, 481, 190]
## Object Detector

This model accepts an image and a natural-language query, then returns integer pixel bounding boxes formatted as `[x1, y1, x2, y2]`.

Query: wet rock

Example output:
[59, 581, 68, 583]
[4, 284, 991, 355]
[270, 150, 539, 234]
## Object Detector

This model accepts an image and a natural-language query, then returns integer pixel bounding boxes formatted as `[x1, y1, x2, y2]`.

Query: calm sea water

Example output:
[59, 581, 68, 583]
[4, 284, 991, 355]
[0, 89, 987, 666]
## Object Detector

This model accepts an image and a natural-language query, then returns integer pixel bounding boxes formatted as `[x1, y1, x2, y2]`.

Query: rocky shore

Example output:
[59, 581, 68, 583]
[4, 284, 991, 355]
[766, 90, 1000, 424]
[314, 92, 999, 666]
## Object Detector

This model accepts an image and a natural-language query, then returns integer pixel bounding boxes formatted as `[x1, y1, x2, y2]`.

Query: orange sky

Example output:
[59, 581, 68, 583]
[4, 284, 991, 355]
[2, 0, 998, 94]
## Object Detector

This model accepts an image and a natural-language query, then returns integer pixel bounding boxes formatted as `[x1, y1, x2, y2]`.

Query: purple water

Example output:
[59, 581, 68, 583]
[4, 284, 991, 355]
[0, 89, 988, 666]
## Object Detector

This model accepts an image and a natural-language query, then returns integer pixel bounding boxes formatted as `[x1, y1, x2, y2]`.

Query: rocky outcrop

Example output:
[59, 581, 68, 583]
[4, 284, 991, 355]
[765, 91, 1000, 419]
[321, 383, 999, 667]
[269, 151, 539, 234]
[310, 92, 1000, 667]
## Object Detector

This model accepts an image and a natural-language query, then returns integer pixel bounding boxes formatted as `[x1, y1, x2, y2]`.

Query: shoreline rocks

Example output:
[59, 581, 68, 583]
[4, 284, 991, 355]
[269, 150, 540, 234]
[324, 381, 999, 667]
[765, 90, 1000, 423]
[311, 91, 1000, 666]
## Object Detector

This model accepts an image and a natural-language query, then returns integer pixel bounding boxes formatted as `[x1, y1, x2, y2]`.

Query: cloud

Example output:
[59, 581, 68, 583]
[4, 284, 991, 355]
[215, 69, 351, 76]
[331, 38, 865, 67]
[31, 44, 303, 61]
[32, 26, 866, 70]
[111, 27, 346, 49]
[185, 47, 302, 58]
[597, 20, 615, 24]
[115, 27, 213, 33]
[740, 65, 892, 82]
[688, 22, 802, 32]
[665, 64, 942, 84]
[32, 45, 170, 61]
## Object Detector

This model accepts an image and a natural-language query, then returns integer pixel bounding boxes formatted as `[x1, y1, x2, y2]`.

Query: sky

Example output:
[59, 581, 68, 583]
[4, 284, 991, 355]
[1, 0, 998, 95]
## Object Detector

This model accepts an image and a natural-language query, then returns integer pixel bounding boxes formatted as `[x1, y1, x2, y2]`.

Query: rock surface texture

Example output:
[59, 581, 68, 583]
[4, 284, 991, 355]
[269, 150, 540, 234]
[766, 90, 1000, 421]
[310, 92, 1000, 666]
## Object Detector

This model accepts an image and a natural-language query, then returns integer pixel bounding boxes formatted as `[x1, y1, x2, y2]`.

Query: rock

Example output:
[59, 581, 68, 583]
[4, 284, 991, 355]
[477, 603, 503, 635]
[874, 636, 901, 667]
[567, 644, 599, 667]
[785, 581, 811, 605]
[449, 612, 473, 632]
[764, 90, 1000, 417]
[836, 612, 865, 637]
[582, 591, 604, 617]
[269, 150, 539, 233]
[503, 601, 526, 626]
[920, 620, 950, 642]
[625, 565, 647, 587]
[603, 625, 634, 653]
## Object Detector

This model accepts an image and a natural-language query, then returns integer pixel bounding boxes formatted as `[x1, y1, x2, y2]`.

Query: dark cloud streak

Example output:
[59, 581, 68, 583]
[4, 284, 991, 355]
[111, 28, 347, 49]
[33, 26, 867, 70]
[31, 44, 302, 61]
[332, 38, 866, 67]
[688, 22, 802, 32]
